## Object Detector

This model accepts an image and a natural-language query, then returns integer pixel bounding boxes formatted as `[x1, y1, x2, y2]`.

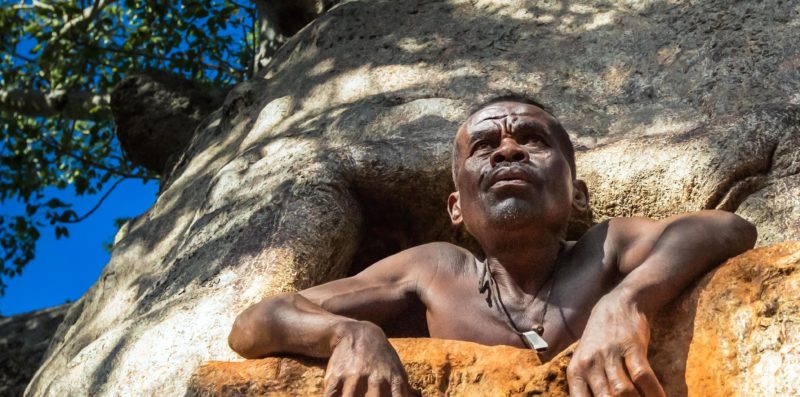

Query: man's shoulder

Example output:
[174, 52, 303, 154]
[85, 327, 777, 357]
[391, 242, 476, 277]
[569, 216, 666, 273]
[409, 241, 472, 253]
[575, 217, 661, 245]
[401, 241, 474, 265]
[359, 242, 473, 284]
[568, 218, 645, 268]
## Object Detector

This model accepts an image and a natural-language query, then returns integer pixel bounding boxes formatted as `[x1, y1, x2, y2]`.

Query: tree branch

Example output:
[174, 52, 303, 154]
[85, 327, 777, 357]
[62, 177, 124, 223]
[11, 4, 36, 11]
[0, 88, 112, 120]
[228, 0, 251, 9]
[207, 52, 245, 75]
[80, 42, 243, 75]
[39, 134, 150, 181]
[31, 1, 56, 12]
[42, 0, 111, 59]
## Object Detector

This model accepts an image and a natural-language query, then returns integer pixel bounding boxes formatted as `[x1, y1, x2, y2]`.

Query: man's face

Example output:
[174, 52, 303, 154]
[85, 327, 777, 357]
[449, 102, 581, 238]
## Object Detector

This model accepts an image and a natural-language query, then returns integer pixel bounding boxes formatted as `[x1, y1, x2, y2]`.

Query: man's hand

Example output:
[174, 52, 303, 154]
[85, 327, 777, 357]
[566, 291, 666, 397]
[324, 321, 417, 397]
[567, 211, 755, 396]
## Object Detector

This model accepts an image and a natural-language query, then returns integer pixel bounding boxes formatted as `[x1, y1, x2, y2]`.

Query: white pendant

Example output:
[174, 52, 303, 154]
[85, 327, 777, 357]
[521, 330, 548, 352]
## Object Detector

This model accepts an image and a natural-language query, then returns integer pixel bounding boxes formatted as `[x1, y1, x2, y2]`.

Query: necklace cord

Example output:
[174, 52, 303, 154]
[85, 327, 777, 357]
[479, 245, 563, 336]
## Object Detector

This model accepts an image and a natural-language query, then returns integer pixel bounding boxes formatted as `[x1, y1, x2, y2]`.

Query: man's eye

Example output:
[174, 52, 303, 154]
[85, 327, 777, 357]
[524, 136, 547, 146]
[473, 141, 494, 151]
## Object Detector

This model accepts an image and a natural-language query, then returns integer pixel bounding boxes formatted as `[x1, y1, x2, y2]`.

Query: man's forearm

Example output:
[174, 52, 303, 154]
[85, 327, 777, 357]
[613, 210, 756, 315]
[229, 293, 416, 396]
[567, 212, 755, 397]
[228, 293, 376, 359]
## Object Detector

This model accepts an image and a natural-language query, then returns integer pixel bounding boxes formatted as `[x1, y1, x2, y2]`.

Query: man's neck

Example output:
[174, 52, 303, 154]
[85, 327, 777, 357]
[479, 229, 563, 300]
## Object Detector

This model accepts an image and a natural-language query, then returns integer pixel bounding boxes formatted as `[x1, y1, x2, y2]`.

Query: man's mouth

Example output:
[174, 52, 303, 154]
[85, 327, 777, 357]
[488, 166, 535, 187]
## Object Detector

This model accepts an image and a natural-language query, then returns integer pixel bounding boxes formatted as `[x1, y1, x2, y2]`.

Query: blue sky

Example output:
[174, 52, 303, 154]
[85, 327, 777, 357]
[0, 181, 158, 315]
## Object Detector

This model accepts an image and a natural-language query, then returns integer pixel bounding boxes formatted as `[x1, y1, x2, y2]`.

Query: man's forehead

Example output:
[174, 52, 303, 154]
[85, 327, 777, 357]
[466, 101, 551, 127]
[459, 103, 555, 140]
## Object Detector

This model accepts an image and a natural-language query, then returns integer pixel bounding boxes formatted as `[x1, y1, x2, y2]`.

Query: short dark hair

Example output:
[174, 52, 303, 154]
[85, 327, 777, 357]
[452, 95, 576, 184]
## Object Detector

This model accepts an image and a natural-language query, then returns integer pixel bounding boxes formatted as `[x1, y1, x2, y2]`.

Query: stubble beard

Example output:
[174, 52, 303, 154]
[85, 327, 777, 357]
[479, 189, 573, 239]
[483, 195, 545, 230]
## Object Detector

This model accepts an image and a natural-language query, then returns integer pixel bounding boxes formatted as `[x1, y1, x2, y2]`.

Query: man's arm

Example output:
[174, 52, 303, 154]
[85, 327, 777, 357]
[567, 210, 756, 397]
[228, 243, 445, 396]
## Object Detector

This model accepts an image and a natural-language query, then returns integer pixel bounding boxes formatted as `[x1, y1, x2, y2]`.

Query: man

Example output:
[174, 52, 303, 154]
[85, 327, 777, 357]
[228, 96, 757, 397]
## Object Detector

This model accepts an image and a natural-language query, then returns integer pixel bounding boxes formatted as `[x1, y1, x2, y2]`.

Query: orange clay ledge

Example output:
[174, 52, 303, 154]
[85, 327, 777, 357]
[187, 242, 800, 397]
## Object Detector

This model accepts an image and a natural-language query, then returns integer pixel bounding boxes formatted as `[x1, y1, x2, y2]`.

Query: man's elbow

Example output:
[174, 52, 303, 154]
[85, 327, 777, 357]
[228, 313, 259, 359]
[715, 211, 757, 254]
[228, 296, 288, 359]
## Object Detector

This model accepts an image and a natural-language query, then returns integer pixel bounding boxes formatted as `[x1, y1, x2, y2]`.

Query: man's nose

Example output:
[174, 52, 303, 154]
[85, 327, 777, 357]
[491, 139, 529, 167]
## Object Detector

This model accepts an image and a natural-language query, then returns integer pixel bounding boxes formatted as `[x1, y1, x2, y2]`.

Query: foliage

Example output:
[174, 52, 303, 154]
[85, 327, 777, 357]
[0, 0, 257, 294]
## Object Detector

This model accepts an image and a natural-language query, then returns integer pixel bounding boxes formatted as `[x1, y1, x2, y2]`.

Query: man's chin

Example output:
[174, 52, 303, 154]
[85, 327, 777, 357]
[484, 201, 544, 228]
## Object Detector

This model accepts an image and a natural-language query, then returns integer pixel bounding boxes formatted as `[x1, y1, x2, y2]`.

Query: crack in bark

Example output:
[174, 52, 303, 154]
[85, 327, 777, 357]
[711, 142, 779, 212]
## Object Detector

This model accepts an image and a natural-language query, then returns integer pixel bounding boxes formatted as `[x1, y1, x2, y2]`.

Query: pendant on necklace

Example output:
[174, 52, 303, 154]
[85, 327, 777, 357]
[521, 329, 548, 352]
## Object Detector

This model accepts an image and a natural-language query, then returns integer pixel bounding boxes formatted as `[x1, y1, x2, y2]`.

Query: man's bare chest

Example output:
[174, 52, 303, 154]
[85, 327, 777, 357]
[418, 248, 616, 358]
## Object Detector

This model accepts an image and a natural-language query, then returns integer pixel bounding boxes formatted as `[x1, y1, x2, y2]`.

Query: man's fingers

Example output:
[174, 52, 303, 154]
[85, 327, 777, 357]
[566, 374, 592, 397]
[342, 376, 367, 397]
[624, 352, 666, 397]
[605, 357, 641, 397]
[323, 375, 343, 397]
[391, 377, 415, 397]
[364, 378, 390, 397]
[568, 358, 612, 397]
[586, 365, 613, 397]
[340, 375, 367, 397]
[567, 357, 597, 397]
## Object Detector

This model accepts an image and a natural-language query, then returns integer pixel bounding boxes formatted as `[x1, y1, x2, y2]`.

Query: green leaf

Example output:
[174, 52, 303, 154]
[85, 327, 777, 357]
[59, 210, 77, 222]
[55, 226, 68, 239]
[25, 204, 40, 216]
[45, 198, 69, 208]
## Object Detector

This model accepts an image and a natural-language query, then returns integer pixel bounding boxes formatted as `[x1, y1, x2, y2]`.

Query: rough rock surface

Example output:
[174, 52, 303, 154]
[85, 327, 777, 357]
[649, 241, 800, 397]
[578, 106, 800, 246]
[189, 338, 570, 397]
[0, 304, 69, 396]
[188, 242, 800, 397]
[27, 1, 800, 395]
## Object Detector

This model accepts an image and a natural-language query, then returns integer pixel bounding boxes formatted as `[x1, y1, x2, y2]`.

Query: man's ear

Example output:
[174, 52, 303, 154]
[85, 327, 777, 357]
[447, 192, 463, 226]
[571, 179, 589, 213]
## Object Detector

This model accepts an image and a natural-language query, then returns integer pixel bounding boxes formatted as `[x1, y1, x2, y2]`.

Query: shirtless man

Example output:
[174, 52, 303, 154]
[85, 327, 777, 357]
[228, 96, 757, 397]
